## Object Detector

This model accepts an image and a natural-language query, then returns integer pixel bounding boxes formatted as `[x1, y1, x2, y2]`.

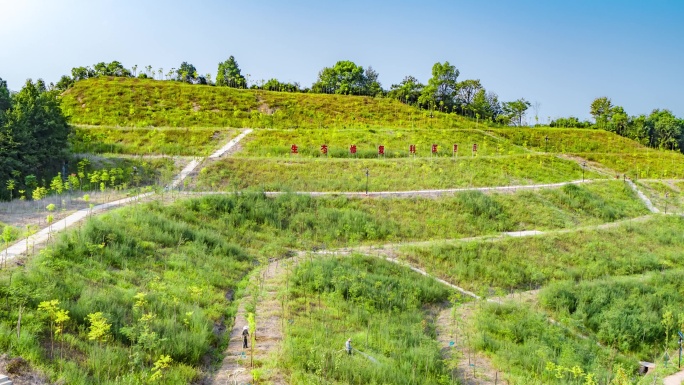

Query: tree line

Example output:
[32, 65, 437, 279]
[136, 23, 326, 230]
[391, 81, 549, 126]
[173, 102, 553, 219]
[54, 57, 532, 126]
[551, 97, 684, 151]
[0, 77, 71, 201]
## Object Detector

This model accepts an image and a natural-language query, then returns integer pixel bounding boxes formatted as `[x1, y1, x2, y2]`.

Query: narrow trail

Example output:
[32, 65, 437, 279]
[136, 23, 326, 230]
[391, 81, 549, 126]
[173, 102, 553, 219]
[212, 258, 293, 385]
[627, 179, 660, 213]
[664, 370, 684, 385]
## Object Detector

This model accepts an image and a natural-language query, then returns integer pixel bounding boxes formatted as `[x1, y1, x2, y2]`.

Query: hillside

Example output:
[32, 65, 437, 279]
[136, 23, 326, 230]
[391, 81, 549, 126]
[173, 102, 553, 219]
[61, 77, 471, 129]
[3, 78, 684, 384]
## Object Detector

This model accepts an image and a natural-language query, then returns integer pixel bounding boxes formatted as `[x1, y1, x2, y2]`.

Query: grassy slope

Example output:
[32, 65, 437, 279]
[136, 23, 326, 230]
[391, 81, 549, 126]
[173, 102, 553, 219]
[71, 126, 238, 156]
[397, 215, 684, 293]
[61, 77, 471, 129]
[280, 255, 454, 385]
[196, 155, 601, 191]
[238, 128, 524, 158]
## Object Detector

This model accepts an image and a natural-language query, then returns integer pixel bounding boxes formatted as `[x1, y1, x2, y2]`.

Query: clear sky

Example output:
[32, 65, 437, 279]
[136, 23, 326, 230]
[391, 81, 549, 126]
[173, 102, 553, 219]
[1, 0, 682, 122]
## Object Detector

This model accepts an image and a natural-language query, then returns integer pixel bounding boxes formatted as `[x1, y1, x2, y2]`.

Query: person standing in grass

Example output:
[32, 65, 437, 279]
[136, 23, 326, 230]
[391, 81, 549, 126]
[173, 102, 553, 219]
[345, 338, 352, 355]
[242, 325, 249, 349]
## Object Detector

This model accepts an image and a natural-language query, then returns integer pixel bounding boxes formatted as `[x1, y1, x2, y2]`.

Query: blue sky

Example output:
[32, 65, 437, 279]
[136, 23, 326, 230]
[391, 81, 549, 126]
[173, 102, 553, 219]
[1, 0, 682, 121]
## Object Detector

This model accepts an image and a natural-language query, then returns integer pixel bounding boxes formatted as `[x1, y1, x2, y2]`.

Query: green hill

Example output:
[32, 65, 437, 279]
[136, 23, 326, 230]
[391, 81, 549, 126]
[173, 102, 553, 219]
[61, 77, 471, 129]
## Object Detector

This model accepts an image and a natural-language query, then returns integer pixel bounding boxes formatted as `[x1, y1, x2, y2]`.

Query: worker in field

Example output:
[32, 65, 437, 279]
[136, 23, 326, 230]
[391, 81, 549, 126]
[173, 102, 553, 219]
[242, 325, 249, 349]
[345, 338, 352, 355]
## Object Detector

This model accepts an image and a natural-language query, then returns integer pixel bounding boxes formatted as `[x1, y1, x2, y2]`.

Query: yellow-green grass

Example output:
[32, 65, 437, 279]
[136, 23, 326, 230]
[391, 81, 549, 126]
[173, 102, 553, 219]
[488, 127, 648, 154]
[580, 152, 684, 179]
[71, 126, 238, 156]
[195, 155, 601, 192]
[396, 215, 684, 294]
[259, 181, 647, 243]
[238, 128, 524, 158]
[60, 77, 474, 129]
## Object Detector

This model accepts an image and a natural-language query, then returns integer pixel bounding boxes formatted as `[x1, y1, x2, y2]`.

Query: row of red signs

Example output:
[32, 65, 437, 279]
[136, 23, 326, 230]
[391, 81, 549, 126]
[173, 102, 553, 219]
[291, 144, 478, 155]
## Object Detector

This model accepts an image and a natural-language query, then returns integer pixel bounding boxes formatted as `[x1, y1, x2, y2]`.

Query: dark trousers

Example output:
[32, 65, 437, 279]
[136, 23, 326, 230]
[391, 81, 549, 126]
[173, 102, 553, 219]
[243, 337, 248, 348]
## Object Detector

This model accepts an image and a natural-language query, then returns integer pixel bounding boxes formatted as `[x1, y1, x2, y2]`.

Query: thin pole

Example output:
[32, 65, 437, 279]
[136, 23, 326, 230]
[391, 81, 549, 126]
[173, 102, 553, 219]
[365, 169, 369, 195]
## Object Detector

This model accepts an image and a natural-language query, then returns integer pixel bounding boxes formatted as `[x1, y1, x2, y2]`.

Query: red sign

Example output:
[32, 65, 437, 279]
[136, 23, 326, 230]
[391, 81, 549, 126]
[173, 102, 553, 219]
[431, 144, 438, 154]
[472, 143, 478, 152]
[291, 144, 298, 154]
[378, 145, 385, 155]
[409, 144, 416, 154]
[321, 144, 328, 155]
[350, 144, 357, 154]
[453, 144, 458, 153]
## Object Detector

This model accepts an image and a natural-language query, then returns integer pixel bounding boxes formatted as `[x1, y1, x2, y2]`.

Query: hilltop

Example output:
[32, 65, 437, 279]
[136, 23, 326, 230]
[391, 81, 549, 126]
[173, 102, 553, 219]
[61, 77, 471, 129]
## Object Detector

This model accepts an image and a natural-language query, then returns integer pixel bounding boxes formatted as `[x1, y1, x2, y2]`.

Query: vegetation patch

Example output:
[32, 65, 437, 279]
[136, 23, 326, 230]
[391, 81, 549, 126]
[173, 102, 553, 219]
[279, 255, 455, 385]
[71, 126, 238, 156]
[488, 127, 648, 154]
[398, 215, 684, 293]
[579, 152, 684, 179]
[473, 302, 635, 384]
[541, 270, 684, 358]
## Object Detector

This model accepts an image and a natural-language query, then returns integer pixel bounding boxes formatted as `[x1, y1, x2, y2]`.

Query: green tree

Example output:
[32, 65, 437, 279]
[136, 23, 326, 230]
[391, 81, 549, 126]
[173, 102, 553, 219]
[590, 97, 613, 128]
[176, 62, 198, 84]
[87, 312, 112, 342]
[388, 76, 424, 105]
[419, 61, 460, 111]
[502, 98, 531, 126]
[312, 60, 367, 95]
[216, 56, 246, 88]
[456, 79, 483, 115]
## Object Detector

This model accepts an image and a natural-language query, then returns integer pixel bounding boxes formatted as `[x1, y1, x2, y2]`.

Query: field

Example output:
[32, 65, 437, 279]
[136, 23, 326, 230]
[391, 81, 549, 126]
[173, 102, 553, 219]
[195, 155, 599, 192]
[71, 126, 238, 156]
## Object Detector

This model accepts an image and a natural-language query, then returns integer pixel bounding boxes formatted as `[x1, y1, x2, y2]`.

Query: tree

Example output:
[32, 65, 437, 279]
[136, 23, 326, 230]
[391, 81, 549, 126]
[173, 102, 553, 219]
[176, 62, 198, 84]
[0, 79, 71, 200]
[420, 61, 460, 111]
[312, 60, 368, 95]
[590, 97, 613, 128]
[456, 79, 483, 115]
[388, 76, 424, 105]
[502, 98, 531, 126]
[363, 66, 383, 96]
[216, 56, 246, 88]
[55, 75, 74, 91]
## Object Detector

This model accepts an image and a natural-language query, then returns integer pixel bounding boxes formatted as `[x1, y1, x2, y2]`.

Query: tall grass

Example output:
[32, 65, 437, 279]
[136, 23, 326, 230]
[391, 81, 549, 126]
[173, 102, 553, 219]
[279, 255, 456, 385]
[473, 302, 635, 384]
[398, 215, 684, 293]
[541, 270, 684, 357]
[71, 126, 237, 156]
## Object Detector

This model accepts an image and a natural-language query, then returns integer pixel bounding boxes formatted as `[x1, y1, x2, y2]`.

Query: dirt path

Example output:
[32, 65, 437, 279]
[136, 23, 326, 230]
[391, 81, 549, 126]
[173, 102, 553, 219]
[212, 258, 293, 385]
[664, 370, 684, 385]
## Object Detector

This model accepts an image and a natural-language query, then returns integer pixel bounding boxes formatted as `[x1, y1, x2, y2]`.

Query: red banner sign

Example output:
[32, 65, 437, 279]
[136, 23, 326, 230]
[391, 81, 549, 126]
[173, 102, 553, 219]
[291, 144, 298, 154]
[350, 144, 357, 154]
[378, 145, 385, 155]
[472, 143, 478, 152]
[321, 144, 328, 155]
[409, 144, 416, 154]
[431, 144, 438, 154]
[453, 144, 458, 153]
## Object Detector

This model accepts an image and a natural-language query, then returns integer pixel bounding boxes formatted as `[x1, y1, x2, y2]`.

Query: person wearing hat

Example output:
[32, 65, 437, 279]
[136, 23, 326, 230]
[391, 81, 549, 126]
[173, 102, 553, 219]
[242, 326, 249, 349]
[345, 338, 352, 355]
